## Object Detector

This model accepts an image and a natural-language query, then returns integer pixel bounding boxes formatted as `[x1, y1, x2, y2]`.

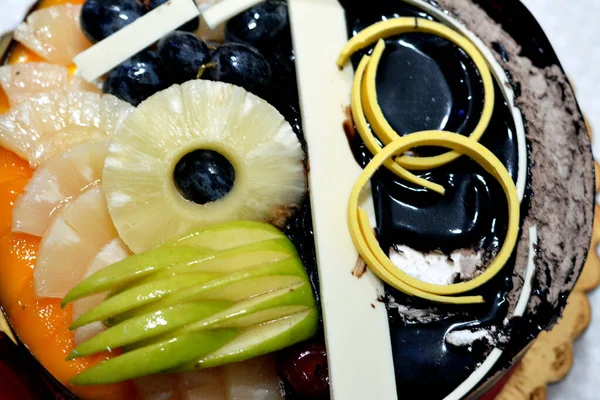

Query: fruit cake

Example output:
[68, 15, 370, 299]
[0, 0, 594, 399]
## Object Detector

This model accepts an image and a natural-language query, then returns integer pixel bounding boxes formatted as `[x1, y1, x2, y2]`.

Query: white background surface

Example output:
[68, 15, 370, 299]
[0, 0, 598, 398]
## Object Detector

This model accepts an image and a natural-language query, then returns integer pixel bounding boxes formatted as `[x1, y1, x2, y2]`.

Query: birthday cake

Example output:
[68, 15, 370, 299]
[0, 0, 594, 399]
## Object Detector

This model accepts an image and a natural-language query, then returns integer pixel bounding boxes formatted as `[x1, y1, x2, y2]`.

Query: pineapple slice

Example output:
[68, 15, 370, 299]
[34, 186, 118, 298]
[132, 357, 282, 400]
[0, 63, 67, 105]
[73, 238, 131, 345]
[223, 356, 283, 400]
[0, 63, 101, 107]
[0, 90, 133, 166]
[14, 4, 91, 66]
[103, 80, 306, 253]
[12, 141, 109, 237]
[134, 369, 227, 400]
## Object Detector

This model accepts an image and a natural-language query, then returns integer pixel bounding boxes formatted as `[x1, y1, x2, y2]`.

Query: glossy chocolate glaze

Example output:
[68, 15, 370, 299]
[343, 2, 527, 397]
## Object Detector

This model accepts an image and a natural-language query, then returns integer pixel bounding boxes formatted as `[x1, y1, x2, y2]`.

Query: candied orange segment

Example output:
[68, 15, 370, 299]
[0, 88, 9, 114]
[0, 148, 31, 184]
[0, 178, 30, 235]
[38, 0, 86, 8]
[8, 274, 139, 400]
[7, 44, 46, 64]
[0, 233, 38, 310]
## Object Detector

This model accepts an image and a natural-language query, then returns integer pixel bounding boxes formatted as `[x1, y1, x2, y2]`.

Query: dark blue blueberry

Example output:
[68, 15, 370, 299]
[208, 43, 272, 96]
[225, 0, 290, 51]
[147, 0, 200, 32]
[265, 48, 298, 114]
[173, 150, 235, 205]
[157, 32, 211, 83]
[102, 50, 168, 106]
[80, 0, 146, 43]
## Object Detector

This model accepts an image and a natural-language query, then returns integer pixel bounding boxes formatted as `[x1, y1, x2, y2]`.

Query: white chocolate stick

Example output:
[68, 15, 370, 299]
[288, 0, 397, 399]
[202, 0, 263, 29]
[74, 0, 200, 82]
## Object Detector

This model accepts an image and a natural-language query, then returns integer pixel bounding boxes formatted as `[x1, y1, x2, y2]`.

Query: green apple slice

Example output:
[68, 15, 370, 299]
[71, 329, 239, 385]
[166, 221, 285, 249]
[68, 301, 232, 360]
[124, 281, 313, 351]
[62, 246, 209, 306]
[178, 308, 318, 371]
[109, 274, 307, 327]
[109, 259, 308, 324]
[138, 237, 297, 283]
[63, 222, 287, 307]
[181, 281, 314, 331]
[70, 272, 223, 329]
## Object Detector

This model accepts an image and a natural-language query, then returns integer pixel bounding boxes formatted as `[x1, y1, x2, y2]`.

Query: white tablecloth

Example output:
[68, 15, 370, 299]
[0, 0, 598, 398]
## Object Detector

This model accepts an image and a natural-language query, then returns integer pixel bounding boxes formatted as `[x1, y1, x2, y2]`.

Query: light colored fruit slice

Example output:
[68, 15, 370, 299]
[14, 4, 91, 66]
[0, 90, 133, 166]
[133, 368, 228, 400]
[34, 186, 118, 298]
[134, 374, 181, 400]
[223, 356, 283, 400]
[68, 75, 102, 94]
[133, 360, 280, 400]
[178, 368, 227, 400]
[0, 63, 67, 105]
[73, 238, 131, 345]
[12, 141, 109, 237]
[103, 79, 306, 253]
[0, 63, 102, 107]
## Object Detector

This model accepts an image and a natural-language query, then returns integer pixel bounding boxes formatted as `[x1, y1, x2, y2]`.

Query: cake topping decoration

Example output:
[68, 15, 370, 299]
[73, 0, 200, 81]
[342, 17, 520, 304]
[340, 17, 495, 170]
[62, 221, 318, 385]
[348, 131, 520, 304]
[102, 80, 306, 253]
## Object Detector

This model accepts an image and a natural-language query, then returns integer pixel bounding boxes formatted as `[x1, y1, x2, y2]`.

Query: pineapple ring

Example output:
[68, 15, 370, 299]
[348, 131, 519, 304]
[103, 80, 306, 253]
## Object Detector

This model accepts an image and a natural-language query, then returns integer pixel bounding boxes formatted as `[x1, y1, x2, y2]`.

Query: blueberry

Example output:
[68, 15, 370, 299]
[80, 0, 146, 43]
[225, 0, 290, 51]
[208, 43, 272, 96]
[173, 150, 235, 205]
[147, 0, 200, 32]
[158, 32, 211, 83]
[266, 48, 297, 99]
[103, 50, 168, 106]
[279, 342, 329, 398]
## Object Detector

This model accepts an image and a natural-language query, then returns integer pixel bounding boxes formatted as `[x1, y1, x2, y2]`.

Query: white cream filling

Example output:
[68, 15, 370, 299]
[390, 245, 483, 285]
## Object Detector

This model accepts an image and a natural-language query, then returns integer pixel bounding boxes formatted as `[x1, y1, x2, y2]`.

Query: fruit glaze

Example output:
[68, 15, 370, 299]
[0, 0, 594, 400]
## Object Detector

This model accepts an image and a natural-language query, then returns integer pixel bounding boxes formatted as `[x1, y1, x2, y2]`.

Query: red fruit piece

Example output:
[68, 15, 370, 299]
[280, 342, 330, 398]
